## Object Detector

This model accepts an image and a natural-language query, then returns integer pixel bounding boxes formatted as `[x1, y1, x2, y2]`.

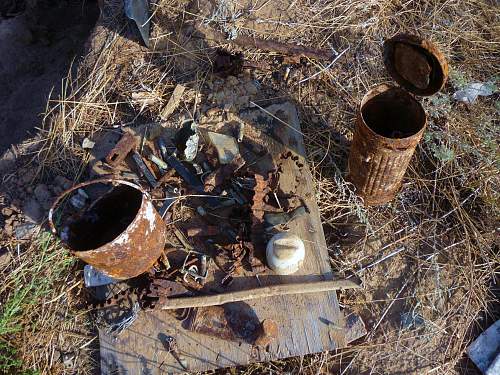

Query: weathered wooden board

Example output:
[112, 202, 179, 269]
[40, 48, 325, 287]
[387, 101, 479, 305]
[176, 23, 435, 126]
[99, 102, 346, 374]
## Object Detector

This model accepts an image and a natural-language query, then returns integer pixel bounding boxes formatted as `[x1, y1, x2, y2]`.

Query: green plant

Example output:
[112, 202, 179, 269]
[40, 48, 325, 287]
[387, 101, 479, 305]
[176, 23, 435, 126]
[0, 232, 74, 373]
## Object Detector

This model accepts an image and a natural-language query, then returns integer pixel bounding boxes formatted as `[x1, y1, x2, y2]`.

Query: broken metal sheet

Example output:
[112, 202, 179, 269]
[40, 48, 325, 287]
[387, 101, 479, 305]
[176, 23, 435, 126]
[132, 151, 158, 188]
[124, 0, 150, 47]
[185, 303, 261, 344]
[206, 132, 239, 164]
[468, 320, 500, 374]
[84, 265, 118, 287]
[106, 132, 137, 167]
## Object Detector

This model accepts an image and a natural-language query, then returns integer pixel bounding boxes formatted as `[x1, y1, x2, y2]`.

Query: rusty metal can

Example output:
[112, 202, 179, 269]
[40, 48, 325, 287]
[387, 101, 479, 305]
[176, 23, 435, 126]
[347, 84, 426, 205]
[348, 34, 448, 205]
[49, 178, 166, 279]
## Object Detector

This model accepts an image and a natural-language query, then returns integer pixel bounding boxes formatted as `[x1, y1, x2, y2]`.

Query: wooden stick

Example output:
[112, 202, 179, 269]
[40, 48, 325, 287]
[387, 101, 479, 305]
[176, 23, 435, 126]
[193, 23, 333, 61]
[159, 279, 360, 310]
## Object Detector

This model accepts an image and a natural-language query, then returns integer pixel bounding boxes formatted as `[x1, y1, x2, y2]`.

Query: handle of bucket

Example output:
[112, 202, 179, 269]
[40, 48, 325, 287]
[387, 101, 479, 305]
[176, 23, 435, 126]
[48, 178, 147, 235]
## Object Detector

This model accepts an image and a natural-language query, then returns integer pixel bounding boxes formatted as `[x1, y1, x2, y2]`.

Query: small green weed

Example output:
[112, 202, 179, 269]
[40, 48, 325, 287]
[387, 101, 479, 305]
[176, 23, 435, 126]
[0, 232, 74, 373]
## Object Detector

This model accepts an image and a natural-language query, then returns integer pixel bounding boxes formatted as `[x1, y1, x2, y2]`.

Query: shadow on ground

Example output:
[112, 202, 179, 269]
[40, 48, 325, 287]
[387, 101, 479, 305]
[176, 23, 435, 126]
[0, 0, 100, 156]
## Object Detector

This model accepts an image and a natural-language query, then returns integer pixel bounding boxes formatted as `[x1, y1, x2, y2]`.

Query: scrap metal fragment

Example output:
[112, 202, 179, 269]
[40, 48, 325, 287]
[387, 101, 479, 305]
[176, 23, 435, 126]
[84, 265, 117, 287]
[160, 84, 186, 121]
[105, 132, 137, 167]
[194, 23, 334, 61]
[132, 151, 158, 188]
[158, 139, 204, 193]
[185, 303, 261, 344]
[124, 0, 150, 47]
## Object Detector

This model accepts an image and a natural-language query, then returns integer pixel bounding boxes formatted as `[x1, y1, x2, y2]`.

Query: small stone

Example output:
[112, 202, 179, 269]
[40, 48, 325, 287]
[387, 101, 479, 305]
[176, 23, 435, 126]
[20, 169, 36, 184]
[23, 198, 43, 223]
[14, 223, 37, 240]
[34, 184, 51, 202]
[1, 207, 14, 217]
[244, 81, 259, 95]
[54, 176, 72, 190]
[226, 76, 239, 86]
[4, 223, 14, 237]
[0, 248, 12, 268]
[254, 319, 278, 347]
[61, 352, 75, 368]
[82, 138, 95, 149]
[34, 184, 52, 209]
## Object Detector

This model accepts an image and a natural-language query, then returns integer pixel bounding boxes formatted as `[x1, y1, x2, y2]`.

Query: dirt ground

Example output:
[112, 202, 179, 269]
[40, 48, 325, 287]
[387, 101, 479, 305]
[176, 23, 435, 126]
[0, 0, 99, 156]
[0, 0, 498, 374]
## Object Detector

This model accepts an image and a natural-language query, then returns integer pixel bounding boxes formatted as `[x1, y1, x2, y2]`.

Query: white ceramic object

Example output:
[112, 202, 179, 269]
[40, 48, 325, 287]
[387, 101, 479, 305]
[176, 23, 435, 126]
[266, 232, 305, 275]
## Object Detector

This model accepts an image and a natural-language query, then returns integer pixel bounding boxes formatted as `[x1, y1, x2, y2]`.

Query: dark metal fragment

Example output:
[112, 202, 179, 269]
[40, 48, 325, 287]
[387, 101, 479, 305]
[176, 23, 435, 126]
[132, 151, 158, 188]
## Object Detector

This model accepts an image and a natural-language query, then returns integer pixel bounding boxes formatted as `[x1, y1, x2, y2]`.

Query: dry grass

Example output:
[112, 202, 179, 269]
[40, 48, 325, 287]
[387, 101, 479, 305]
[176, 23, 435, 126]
[1, 0, 498, 373]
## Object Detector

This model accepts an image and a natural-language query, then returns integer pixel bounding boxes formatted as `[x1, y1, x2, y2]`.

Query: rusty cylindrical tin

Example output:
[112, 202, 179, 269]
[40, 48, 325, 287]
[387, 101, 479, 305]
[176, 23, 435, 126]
[348, 34, 448, 205]
[49, 178, 166, 279]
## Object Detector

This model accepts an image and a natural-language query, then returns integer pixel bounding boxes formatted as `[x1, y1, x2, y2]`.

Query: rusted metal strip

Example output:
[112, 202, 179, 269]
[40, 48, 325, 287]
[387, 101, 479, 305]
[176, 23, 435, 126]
[105, 132, 137, 167]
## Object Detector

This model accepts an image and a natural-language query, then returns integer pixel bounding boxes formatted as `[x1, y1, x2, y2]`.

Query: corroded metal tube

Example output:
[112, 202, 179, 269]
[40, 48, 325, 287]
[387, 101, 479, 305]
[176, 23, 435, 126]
[347, 84, 426, 205]
[49, 179, 166, 279]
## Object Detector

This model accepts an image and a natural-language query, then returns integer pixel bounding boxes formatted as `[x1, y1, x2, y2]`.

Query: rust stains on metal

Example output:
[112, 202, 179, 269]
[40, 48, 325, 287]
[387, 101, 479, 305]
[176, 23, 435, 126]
[254, 319, 279, 347]
[49, 179, 166, 279]
[185, 303, 261, 344]
[347, 84, 426, 205]
[383, 34, 449, 97]
[105, 132, 137, 167]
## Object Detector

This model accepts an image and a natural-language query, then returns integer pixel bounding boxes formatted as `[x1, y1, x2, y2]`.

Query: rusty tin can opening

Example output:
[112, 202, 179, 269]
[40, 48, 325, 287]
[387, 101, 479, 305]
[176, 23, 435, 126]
[49, 179, 166, 279]
[348, 34, 448, 205]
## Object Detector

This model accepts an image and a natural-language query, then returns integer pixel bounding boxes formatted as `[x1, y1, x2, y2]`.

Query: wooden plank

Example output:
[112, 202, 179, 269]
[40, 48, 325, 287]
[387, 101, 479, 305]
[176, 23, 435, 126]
[99, 102, 345, 374]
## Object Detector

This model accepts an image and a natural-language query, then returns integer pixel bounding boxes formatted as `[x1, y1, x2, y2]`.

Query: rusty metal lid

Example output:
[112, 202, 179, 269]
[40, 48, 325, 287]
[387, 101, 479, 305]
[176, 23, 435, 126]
[383, 34, 448, 96]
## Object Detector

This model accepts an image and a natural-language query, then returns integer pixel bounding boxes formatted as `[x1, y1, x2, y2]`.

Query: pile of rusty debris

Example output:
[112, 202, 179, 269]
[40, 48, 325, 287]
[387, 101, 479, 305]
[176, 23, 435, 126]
[44, 26, 450, 357]
[47, 91, 358, 352]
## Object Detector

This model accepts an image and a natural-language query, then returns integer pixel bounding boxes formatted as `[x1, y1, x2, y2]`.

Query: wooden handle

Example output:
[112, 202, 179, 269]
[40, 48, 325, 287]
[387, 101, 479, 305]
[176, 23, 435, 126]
[159, 279, 360, 310]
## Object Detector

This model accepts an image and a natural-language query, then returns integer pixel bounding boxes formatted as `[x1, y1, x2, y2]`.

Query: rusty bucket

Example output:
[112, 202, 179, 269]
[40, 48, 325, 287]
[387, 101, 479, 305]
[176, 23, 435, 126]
[49, 179, 166, 279]
[348, 34, 448, 205]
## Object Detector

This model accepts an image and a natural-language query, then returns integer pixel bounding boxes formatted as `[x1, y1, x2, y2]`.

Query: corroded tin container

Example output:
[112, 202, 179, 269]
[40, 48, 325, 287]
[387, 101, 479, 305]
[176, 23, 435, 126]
[348, 34, 448, 205]
[49, 179, 166, 279]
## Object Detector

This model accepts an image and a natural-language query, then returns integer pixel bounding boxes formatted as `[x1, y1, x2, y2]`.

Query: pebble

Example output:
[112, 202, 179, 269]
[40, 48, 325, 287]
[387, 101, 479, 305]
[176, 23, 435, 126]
[1, 207, 14, 217]
[20, 168, 36, 184]
[54, 175, 72, 190]
[15, 223, 37, 240]
[23, 198, 44, 223]
[0, 248, 12, 268]
[34, 184, 52, 209]
[244, 81, 259, 95]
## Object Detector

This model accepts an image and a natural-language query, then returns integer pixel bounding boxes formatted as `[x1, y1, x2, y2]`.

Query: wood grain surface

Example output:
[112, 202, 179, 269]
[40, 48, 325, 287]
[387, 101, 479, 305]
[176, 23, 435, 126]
[99, 102, 346, 374]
